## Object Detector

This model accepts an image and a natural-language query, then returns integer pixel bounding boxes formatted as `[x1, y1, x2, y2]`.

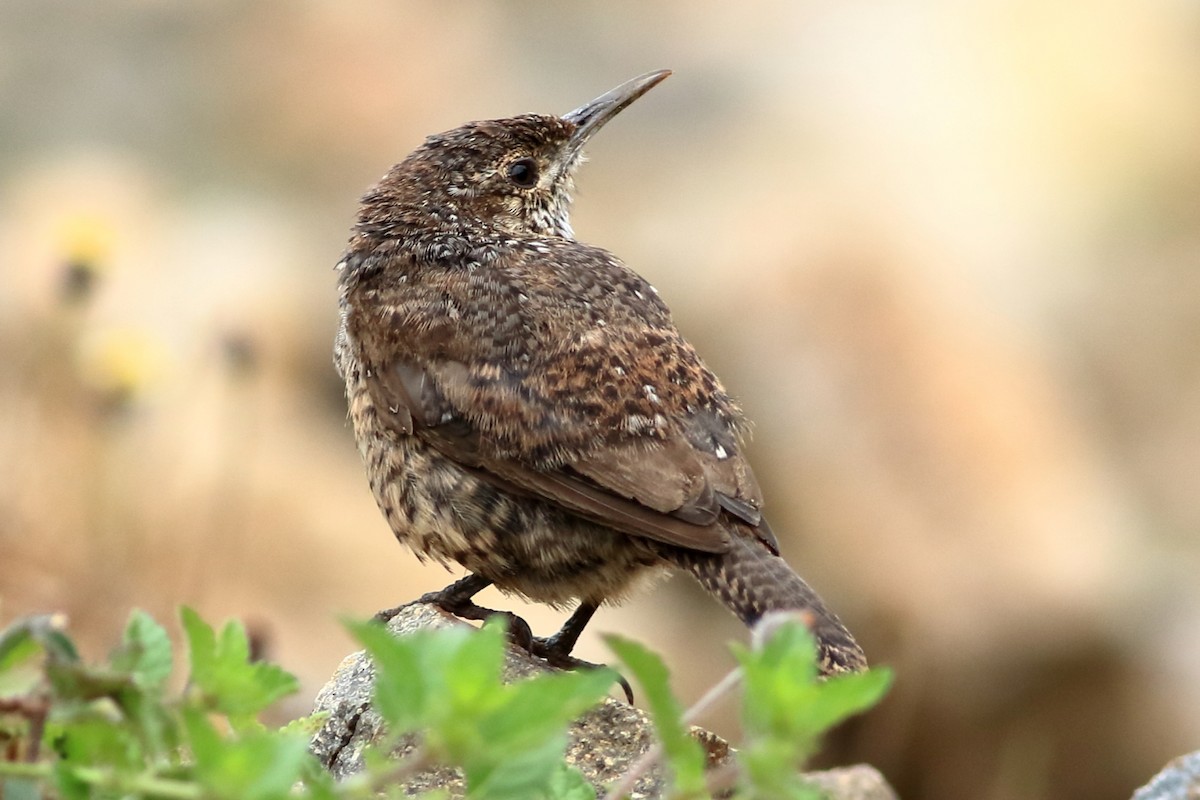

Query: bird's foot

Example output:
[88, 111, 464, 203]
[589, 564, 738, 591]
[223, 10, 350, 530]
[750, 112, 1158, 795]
[374, 575, 488, 623]
[379, 580, 633, 702]
[391, 575, 534, 648]
[447, 604, 534, 652]
[529, 633, 634, 704]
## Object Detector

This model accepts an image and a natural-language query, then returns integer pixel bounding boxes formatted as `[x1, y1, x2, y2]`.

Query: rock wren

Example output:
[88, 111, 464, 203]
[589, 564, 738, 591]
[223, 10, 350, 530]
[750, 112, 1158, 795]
[335, 70, 865, 675]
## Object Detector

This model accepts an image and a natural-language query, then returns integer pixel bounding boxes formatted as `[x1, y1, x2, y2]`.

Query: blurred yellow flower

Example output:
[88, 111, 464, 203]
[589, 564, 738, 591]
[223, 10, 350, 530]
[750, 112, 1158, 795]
[56, 213, 116, 269]
[54, 213, 117, 305]
[76, 327, 169, 403]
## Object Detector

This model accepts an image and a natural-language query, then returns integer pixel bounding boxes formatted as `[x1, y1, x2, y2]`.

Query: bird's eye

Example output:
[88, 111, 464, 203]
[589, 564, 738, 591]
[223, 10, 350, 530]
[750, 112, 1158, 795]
[507, 158, 539, 188]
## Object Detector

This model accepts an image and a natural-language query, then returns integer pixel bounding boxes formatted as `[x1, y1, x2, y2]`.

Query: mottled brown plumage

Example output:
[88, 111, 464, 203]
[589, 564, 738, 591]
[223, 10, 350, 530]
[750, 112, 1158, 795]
[335, 71, 865, 674]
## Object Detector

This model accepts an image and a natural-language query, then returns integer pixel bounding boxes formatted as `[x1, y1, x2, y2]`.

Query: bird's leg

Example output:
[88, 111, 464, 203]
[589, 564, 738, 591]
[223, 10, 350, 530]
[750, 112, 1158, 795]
[414, 573, 493, 614]
[531, 602, 635, 703]
[530, 601, 597, 663]
[376, 573, 534, 648]
[382, 584, 632, 701]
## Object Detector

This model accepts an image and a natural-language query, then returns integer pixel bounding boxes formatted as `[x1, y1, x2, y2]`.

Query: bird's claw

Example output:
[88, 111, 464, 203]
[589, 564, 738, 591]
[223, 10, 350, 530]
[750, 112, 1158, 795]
[530, 636, 635, 704]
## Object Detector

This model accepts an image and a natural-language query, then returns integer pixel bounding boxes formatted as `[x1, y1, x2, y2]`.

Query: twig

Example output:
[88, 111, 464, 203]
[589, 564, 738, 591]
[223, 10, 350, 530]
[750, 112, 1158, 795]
[604, 666, 744, 800]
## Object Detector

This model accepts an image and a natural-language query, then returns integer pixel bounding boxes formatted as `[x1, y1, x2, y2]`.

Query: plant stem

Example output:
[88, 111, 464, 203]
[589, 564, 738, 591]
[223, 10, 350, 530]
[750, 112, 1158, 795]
[69, 767, 204, 799]
[0, 762, 51, 780]
[605, 666, 743, 800]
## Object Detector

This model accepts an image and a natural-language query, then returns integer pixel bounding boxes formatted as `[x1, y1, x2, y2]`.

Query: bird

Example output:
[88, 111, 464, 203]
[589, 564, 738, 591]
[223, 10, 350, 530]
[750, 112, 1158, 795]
[334, 70, 866, 677]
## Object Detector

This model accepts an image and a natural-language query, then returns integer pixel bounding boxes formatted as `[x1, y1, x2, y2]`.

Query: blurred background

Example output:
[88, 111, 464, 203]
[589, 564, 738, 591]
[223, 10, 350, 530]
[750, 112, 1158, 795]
[1, 1, 1198, 797]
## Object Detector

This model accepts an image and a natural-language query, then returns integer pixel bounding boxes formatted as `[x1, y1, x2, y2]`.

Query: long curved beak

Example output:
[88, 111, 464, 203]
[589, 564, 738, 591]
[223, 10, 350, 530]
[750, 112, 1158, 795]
[563, 70, 671, 151]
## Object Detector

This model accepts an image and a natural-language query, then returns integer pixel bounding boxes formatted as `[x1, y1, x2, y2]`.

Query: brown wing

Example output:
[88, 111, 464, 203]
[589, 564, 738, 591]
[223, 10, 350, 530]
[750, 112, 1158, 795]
[371, 354, 775, 555]
[346, 238, 776, 555]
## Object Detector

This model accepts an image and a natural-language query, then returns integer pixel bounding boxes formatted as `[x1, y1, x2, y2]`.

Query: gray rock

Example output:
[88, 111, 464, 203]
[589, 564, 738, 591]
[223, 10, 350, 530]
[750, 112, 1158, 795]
[1131, 752, 1200, 800]
[806, 765, 899, 800]
[308, 603, 897, 799]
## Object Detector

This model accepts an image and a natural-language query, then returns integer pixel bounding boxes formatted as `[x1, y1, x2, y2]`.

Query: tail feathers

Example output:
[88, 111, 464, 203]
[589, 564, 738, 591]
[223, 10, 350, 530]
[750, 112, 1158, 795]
[668, 530, 867, 675]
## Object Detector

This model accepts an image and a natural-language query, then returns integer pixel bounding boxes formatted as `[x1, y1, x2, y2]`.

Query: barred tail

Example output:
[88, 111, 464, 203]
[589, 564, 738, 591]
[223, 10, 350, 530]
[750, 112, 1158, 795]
[667, 531, 867, 675]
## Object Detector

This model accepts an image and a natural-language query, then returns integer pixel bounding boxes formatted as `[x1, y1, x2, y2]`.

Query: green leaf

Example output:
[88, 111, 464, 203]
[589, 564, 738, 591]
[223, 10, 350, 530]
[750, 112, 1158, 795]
[181, 607, 298, 723]
[352, 617, 613, 799]
[182, 706, 223, 765]
[344, 619, 430, 731]
[32, 612, 179, 763]
[51, 761, 91, 800]
[0, 624, 38, 670]
[464, 666, 614, 798]
[0, 627, 42, 697]
[442, 620, 507, 715]
[735, 623, 892, 745]
[181, 607, 218, 680]
[54, 716, 144, 774]
[279, 711, 330, 738]
[0, 615, 80, 665]
[111, 609, 173, 689]
[351, 617, 512, 739]
[465, 733, 566, 799]
[731, 620, 892, 798]
[605, 635, 708, 797]
[294, 745, 340, 800]
[481, 668, 616, 755]
[737, 738, 824, 800]
[187, 714, 312, 800]
[44, 660, 135, 706]
[0, 615, 80, 698]
[545, 763, 597, 800]
[794, 668, 892, 736]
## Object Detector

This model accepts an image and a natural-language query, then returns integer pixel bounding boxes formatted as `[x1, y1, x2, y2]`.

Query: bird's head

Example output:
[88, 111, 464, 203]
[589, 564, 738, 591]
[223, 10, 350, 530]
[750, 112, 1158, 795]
[359, 70, 671, 241]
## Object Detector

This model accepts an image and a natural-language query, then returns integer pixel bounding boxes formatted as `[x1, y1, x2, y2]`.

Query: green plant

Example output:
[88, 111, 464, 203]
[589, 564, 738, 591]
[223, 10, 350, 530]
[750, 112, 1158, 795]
[604, 616, 891, 800]
[0, 608, 323, 800]
[0, 608, 890, 799]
